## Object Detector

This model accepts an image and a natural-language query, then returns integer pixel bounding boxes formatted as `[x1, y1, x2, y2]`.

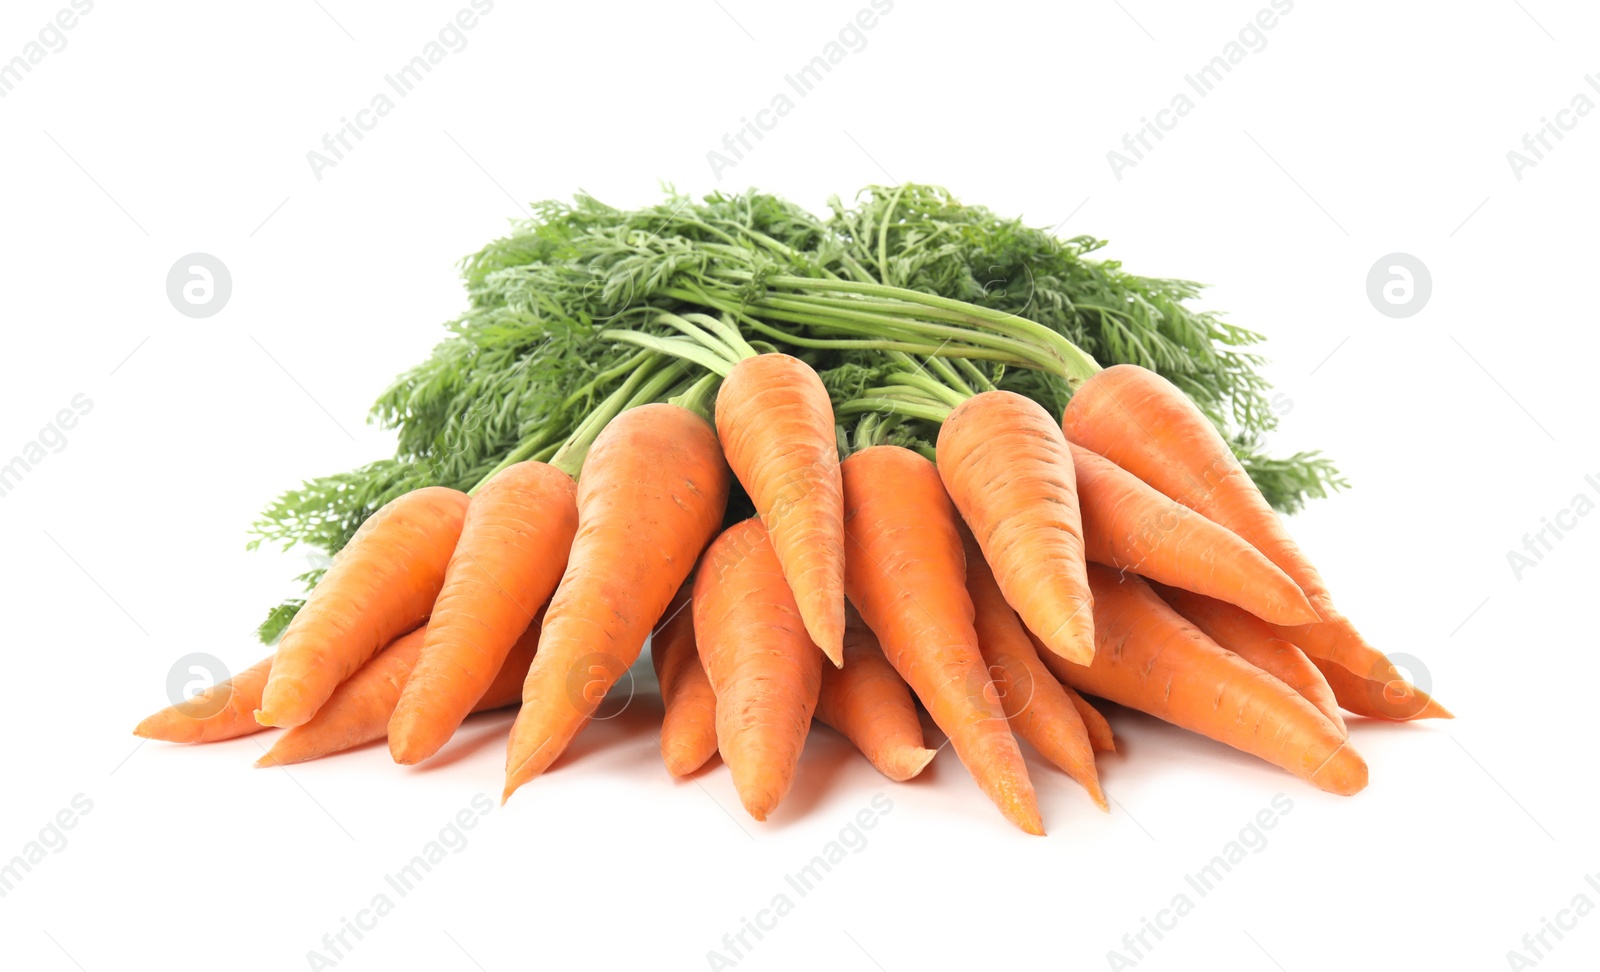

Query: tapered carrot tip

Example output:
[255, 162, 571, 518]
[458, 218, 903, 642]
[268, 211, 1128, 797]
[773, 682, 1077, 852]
[1418, 698, 1454, 720]
[388, 733, 427, 766]
[1010, 803, 1047, 836]
[882, 746, 939, 783]
[1383, 679, 1453, 720]
[663, 741, 718, 778]
[1040, 607, 1096, 666]
[131, 716, 173, 740]
[1308, 741, 1369, 796]
[254, 679, 312, 728]
[1086, 779, 1110, 813]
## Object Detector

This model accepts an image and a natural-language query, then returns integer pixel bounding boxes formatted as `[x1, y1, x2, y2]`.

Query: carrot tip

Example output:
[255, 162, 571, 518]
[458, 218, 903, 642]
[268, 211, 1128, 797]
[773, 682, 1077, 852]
[662, 743, 716, 778]
[389, 738, 426, 766]
[883, 746, 938, 782]
[1417, 698, 1454, 720]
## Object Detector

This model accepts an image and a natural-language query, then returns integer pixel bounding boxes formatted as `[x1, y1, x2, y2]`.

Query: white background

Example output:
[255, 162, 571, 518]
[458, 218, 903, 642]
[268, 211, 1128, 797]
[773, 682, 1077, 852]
[2, 1, 1595, 969]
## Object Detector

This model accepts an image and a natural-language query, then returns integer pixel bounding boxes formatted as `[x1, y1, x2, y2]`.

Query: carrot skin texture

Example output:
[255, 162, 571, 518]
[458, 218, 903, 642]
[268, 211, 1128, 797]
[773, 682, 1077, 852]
[938, 391, 1095, 666]
[717, 354, 846, 665]
[815, 606, 937, 782]
[962, 530, 1106, 810]
[1043, 565, 1367, 796]
[1062, 364, 1445, 720]
[389, 462, 577, 764]
[651, 586, 719, 777]
[1072, 443, 1318, 626]
[502, 404, 730, 800]
[1155, 584, 1347, 735]
[134, 657, 274, 743]
[1062, 684, 1116, 753]
[693, 519, 825, 820]
[256, 486, 470, 728]
[258, 621, 538, 768]
[843, 445, 1044, 835]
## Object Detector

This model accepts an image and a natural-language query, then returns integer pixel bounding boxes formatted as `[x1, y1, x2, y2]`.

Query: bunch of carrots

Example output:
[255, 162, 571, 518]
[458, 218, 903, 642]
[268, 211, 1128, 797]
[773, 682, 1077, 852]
[135, 188, 1447, 835]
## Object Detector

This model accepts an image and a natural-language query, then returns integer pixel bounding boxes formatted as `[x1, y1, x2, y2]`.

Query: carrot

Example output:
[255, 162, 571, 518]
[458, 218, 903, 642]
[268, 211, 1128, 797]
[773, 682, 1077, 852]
[961, 528, 1106, 811]
[257, 619, 538, 768]
[843, 444, 1043, 835]
[1063, 685, 1116, 754]
[1072, 443, 1318, 625]
[717, 352, 846, 665]
[1041, 564, 1366, 795]
[1154, 583, 1347, 735]
[937, 390, 1094, 666]
[388, 461, 577, 764]
[502, 404, 729, 801]
[255, 486, 470, 728]
[133, 657, 274, 743]
[651, 585, 718, 777]
[693, 519, 824, 820]
[815, 605, 937, 782]
[1062, 364, 1448, 719]
[1306, 654, 1437, 721]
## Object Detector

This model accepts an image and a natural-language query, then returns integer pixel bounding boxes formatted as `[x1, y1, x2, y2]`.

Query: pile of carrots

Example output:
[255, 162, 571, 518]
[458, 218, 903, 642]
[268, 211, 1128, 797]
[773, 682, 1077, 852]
[137, 351, 1447, 834]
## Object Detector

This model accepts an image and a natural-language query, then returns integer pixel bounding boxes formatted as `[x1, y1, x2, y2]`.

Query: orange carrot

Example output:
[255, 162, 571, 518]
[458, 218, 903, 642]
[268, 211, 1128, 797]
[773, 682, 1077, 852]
[503, 404, 729, 800]
[815, 605, 937, 782]
[388, 461, 577, 764]
[257, 620, 538, 768]
[717, 353, 845, 665]
[651, 585, 718, 777]
[1154, 583, 1347, 735]
[1063, 685, 1116, 754]
[938, 390, 1094, 665]
[1062, 364, 1448, 719]
[1041, 564, 1366, 795]
[693, 519, 824, 820]
[255, 486, 470, 728]
[1072, 443, 1317, 625]
[843, 444, 1043, 834]
[962, 528, 1106, 810]
[1307, 655, 1438, 721]
[134, 657, 274, 744]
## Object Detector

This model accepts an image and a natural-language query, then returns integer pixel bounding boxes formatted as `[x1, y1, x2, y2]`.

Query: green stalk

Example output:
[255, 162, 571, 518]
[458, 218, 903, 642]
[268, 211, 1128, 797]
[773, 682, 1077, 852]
[886, 372, 967, 409]
[670, 371, 722, 422]
[955, 358, 998, 393]
[755, 274, 1103, 384]
[546, 355, 684, 478]
[835, 395, 952, 425]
